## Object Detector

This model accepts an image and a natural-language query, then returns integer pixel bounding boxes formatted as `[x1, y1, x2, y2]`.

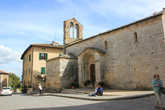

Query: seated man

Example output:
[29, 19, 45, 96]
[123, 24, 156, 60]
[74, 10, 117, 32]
[89, 84, 103, 96]
[96, 86, 103, 96]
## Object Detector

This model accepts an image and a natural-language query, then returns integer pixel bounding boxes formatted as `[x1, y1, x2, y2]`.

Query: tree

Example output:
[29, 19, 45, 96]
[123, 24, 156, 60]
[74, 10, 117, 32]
[8, 73, 21, 90]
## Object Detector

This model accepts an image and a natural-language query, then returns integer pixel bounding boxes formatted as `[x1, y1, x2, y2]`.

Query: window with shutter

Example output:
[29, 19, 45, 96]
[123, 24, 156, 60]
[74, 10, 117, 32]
[29, 54, 31, 61]
[41, 53, 45, 59]
[39, 53, 48, 60]
[41, 67, 45, 74]
[44, 53, 48, 60]
[39, 53, 42, 60]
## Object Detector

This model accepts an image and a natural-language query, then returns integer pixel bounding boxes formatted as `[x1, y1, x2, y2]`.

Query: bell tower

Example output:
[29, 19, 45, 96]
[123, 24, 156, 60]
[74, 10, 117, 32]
[64, 18, 83, 45]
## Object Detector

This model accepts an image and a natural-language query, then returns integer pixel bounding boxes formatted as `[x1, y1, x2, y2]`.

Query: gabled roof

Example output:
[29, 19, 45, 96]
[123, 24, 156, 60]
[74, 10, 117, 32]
[21, 42, 64, 59]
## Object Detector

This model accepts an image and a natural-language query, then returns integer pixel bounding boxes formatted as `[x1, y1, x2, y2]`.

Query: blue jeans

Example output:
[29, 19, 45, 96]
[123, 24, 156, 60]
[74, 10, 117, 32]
[155, 92, 163, 108]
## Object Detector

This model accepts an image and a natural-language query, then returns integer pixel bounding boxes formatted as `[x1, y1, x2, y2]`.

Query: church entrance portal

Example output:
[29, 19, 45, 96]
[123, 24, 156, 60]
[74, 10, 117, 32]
[78, 48, 104, 88]
[90, 64, 96, 87]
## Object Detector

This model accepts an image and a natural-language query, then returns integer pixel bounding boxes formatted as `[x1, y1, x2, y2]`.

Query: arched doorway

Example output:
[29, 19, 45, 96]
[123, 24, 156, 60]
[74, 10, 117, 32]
[78, 47, 105, 88]
[90, 64, 96, 87]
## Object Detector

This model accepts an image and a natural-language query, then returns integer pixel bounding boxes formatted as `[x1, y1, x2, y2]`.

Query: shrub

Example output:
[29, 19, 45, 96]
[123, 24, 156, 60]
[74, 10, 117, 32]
[98, 81, 105, 87]
[71, 81, 79, 88]
[84, 80, 92, 87]
[22, 86, 27, 93]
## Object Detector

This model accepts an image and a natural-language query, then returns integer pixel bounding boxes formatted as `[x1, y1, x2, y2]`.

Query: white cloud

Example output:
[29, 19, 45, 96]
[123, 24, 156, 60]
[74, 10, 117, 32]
[86, 0, 165, 19]
[0, 0, 165, 43]
[0, 45, 20, 64]
[0, 21, 56, 40]
[0, 0, 165, 77]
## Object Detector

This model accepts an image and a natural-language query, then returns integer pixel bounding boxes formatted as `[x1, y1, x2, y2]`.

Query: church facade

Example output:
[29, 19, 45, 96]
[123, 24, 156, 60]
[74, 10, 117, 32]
[64, 10, 164, 89]
[22, 8, 165, 91]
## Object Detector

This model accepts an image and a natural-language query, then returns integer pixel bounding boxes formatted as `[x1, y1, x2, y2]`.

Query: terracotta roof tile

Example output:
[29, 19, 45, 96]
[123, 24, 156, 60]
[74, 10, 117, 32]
[0, 70, 8, 74]
[21, 42, 64, 59]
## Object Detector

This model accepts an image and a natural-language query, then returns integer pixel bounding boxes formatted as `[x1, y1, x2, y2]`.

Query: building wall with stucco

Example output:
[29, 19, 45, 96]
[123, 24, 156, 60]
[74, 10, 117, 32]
[22, 45, 63, 89]
[22, 47, 33, 88]
[32, 47, 63, 88]
[0, 74, 9, 89]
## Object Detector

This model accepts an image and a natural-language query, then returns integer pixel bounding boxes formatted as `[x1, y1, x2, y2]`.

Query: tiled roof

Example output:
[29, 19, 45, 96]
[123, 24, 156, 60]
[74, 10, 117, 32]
[30, 43, 63, 48]
[21, 42, 64, 59]
[0, 70, 8, 74]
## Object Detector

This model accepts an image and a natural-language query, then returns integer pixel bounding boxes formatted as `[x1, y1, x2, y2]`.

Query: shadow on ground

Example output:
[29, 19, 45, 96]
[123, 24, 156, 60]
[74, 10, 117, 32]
[19, 95, 161, 110]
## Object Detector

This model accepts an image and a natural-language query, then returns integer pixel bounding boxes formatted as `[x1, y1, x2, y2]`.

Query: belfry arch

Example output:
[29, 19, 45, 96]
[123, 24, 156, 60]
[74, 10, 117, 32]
[64, 18, 83, 45]
[69, 22, 79, 39]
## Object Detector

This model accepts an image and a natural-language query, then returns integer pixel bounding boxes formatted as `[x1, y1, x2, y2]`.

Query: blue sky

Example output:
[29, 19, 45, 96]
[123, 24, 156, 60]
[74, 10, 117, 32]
[0, 0, 165, 78]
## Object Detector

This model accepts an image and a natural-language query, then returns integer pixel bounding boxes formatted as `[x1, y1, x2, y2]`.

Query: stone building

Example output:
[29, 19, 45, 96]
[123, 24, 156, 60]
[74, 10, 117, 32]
[21, 42, 63, 89]
[0, 70, 9, 89]
[63, 9, 165, 89]
[22, 8, 165, 90]
[46, 55, 77, 91]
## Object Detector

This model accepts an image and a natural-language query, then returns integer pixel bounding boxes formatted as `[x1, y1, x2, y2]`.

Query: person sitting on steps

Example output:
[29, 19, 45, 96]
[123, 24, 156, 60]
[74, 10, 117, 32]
[89, 83, 103, 96]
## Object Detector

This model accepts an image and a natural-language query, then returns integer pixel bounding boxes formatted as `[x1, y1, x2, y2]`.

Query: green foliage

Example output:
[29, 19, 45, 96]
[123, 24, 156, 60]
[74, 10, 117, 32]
[71, 81, 79, 88]
[8, 73, 21, 90]
[84, 80, 92, 87]
[98, 81, 104, 87]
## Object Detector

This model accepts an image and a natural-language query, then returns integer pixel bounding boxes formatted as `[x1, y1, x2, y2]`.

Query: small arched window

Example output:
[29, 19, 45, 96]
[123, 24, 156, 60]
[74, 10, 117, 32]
[104, 40, 108, 50]
[70, 22, 79, 39]
[75, 24, 79, 38]
[134, 32, 138, 43]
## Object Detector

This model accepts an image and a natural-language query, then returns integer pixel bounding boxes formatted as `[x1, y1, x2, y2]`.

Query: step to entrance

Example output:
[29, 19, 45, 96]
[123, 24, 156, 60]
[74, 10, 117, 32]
[61, 88, 93, 94]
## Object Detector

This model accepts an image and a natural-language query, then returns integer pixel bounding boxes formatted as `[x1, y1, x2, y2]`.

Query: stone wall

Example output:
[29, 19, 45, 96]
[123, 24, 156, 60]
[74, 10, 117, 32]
[46, 58, 61, 91]
[105, 15, 165, 89]
[66, 14, 165, 89]
[60, 58, 78, 88]
[46, 57, 78, 91]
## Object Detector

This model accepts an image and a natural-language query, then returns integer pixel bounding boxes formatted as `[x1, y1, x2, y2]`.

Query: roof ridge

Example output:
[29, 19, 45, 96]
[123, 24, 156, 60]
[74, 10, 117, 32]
[0, 70, 8, 74]
[66, 10, 163, 47]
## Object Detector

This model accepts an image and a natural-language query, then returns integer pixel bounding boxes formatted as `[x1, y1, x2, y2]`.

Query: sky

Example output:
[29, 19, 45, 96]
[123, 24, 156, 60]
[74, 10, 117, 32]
[0, 0, 165, 78]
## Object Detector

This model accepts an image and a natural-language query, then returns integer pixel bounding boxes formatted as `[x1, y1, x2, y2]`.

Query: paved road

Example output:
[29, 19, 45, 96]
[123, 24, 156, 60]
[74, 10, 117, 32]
[0, 94, 164, 110]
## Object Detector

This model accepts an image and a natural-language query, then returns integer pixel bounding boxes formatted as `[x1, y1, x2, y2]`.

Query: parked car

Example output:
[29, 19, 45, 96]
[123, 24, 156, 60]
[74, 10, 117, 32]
[0, 87, 13, 96]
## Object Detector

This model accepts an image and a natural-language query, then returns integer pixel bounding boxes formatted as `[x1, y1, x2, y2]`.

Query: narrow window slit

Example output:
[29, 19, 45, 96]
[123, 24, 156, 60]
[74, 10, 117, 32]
[134, 32, 138, 43]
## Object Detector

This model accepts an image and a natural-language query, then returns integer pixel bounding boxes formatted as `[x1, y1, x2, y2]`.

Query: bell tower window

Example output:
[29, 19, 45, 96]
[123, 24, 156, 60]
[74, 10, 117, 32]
[70, 22, 74, 38]
[64, 18, 83, 45]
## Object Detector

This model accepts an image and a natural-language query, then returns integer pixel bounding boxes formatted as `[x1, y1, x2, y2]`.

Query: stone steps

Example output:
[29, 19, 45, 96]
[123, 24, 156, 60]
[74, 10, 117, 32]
[61, 89, 93, 94]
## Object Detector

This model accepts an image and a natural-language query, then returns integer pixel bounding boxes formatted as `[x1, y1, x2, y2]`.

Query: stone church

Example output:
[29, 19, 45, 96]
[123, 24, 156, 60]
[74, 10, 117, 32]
[46, 8, 165, 91]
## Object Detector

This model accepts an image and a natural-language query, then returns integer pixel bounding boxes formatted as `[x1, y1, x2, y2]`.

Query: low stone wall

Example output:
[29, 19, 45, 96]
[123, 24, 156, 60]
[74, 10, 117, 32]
[46, 56, 78, 91]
